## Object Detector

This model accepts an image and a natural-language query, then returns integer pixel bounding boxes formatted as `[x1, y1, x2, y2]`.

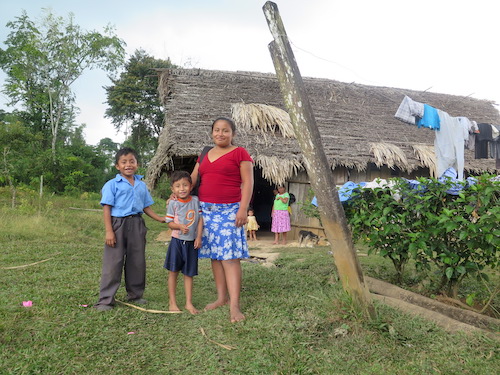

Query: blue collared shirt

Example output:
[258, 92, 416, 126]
[100, 174, 154, 217]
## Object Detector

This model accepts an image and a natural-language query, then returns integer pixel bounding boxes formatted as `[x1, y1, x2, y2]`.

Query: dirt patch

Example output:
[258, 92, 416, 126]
[245, 252, 280, 268]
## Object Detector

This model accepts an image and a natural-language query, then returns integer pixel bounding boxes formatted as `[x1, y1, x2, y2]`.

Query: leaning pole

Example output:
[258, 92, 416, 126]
[263, 1, 376, 319]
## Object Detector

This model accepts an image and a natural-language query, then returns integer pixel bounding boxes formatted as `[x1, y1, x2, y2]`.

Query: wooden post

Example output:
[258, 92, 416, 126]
[263, 1, 375, 319]
[40, 175, 43, 198]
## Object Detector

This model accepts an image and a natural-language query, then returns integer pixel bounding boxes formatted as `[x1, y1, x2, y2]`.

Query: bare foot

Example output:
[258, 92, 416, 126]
[169, 303, 181, 312]
[185, 304, 200, 315]
[230, 306, 245, 323]
[272, 241, 278, 245]
[204, 299, 228, 311]
[280, 241, 286, 245]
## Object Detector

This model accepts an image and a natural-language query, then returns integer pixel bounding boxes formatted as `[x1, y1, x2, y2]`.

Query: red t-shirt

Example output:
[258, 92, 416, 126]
[197, 147, 253, 203]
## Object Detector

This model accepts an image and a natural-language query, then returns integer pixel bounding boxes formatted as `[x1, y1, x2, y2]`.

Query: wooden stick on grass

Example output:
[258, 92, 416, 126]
[200, 328, 236, 350]
[1, 253, 61, 270]
[116, 300, 183, 314]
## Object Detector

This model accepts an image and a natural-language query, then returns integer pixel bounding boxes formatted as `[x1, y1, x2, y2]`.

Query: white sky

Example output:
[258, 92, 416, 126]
[1, 0, 499, 145]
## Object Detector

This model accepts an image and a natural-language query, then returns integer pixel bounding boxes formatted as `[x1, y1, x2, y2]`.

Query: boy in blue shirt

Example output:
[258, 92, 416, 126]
[164, 171, 203, 314]
[94, 147, 166, 311]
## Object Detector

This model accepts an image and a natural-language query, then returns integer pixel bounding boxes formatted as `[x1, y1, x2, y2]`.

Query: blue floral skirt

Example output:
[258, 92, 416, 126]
[199, 202, 249, 260]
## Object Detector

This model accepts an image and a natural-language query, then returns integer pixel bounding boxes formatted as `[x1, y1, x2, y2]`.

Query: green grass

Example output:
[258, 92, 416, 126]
[0, 190, 499, 374]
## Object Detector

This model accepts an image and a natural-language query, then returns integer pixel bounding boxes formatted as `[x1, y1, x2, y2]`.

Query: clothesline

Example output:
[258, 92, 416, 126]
[394, 95, 500, 180]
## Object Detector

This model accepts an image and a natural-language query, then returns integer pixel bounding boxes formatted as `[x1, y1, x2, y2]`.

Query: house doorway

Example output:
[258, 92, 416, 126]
[250, 167, 275, 231]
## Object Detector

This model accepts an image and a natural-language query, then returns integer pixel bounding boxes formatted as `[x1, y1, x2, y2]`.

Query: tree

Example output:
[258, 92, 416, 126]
[0, 9, 126, 161]
[0, 114, 42, 204]
[105, 49, 176, 164]
[96, 137, 120, 178]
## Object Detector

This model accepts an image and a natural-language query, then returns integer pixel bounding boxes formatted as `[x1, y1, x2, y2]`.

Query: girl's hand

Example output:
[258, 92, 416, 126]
[235, 207, 248, 227]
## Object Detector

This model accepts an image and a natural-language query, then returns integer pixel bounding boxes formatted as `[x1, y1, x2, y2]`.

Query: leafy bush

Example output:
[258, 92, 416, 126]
[344, 179, 417, 283]
[345, 175, 499, 298]
[297, 188, 321, 221]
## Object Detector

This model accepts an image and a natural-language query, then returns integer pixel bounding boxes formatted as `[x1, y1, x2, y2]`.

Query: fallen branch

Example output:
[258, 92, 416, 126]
[116, 300, 183, 314]
[1, 253, 61, 270]
[200, 328, 236, 350]
[68, 207, 101, 212]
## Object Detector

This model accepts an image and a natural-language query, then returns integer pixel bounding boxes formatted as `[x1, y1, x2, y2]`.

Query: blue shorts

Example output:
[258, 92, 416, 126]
[164, 237, 198, 277]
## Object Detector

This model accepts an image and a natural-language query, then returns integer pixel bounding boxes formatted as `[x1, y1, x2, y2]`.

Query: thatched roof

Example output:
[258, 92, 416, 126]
[147, 68, 499, 187]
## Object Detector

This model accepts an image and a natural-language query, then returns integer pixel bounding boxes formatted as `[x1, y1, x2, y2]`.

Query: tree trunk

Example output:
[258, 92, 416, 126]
[263, 1, 375, 320]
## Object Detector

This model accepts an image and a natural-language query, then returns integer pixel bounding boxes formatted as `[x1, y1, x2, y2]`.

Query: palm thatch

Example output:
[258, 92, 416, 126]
[147, 68, 499, 188]
[411, 144, 437, 177]
[253, 155, 303, 186]
[232, 103, 295, 139]
[370, 142, 409, 171]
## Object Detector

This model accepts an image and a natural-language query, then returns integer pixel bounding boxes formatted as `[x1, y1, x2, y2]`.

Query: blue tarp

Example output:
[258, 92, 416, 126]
[311, 168, 480, 206]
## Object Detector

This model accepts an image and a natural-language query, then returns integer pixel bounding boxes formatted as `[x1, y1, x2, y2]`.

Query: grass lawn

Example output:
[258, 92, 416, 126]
[0, 190, 498, 374]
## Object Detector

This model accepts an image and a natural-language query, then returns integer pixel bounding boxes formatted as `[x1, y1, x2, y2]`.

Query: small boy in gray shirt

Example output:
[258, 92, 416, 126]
[164, 171, 203, 314]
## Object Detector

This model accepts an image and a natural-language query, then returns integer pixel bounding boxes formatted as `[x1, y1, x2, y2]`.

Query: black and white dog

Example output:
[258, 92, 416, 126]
[298, 230, 320, 247]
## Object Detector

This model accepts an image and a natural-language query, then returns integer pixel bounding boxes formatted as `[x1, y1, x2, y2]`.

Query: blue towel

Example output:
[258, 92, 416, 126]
[416, 104, 440, 130]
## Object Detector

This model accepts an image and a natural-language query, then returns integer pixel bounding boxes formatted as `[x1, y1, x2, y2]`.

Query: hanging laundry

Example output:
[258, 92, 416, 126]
[416, 104, 440, 130]
[457, 117, 478, 150]
[490, 124, 499, 159]
[394, 95, 424, 125]
[435, 110, 467, 180]
[490, 125, 500, 167]
[475, 123, 493, 159]
[492, 124, 500, 139]
[394, 95, 472, 181]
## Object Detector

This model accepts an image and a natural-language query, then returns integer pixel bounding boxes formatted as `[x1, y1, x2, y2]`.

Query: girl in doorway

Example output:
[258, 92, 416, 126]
[271, 185, 291, 245]
[246, 208, 260, 241]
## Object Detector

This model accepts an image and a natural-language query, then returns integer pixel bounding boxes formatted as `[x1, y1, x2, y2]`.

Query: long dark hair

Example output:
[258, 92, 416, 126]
[212, 117, 236, 133]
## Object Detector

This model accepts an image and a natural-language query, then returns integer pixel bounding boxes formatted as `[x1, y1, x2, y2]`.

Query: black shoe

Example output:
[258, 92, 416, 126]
[94, 304, 113, 311]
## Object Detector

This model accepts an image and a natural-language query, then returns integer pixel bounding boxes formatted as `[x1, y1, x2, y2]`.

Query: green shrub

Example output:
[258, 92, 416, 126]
[345, 175, 499, 298]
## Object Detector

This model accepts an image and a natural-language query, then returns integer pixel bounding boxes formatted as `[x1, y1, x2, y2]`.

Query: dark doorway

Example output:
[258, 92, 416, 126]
[250, 167, 275, 231]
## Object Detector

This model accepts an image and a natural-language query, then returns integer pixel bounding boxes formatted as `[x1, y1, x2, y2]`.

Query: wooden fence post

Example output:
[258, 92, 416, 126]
[263, 1, 376, 319]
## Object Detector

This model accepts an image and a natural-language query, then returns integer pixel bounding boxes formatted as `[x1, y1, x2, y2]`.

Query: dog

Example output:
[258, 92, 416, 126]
[298, 230, 320, 247]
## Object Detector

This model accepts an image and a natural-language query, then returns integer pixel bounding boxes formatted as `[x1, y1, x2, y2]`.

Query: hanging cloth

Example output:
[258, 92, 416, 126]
[394, 95, 424, 125]
[416, 104, 440, 130]
[435, 110, 466, 180]
[475, 123, 493, 159]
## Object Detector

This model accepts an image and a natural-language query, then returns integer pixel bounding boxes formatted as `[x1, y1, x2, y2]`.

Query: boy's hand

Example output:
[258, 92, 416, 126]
[194, 237, 202, 249]
[105, 231, 116, 247]
[166, 193, 177, 206]
[179, 224, 189, 234]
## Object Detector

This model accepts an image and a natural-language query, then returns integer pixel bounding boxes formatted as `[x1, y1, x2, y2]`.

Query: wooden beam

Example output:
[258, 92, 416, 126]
[263, 1, 375, 319]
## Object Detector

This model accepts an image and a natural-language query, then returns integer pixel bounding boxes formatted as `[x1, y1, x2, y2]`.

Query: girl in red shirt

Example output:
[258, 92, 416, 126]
[191, 117, 253, 323]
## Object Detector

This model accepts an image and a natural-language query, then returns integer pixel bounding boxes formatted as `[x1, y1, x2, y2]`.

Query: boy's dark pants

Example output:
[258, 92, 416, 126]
[96, 216, 148, 306]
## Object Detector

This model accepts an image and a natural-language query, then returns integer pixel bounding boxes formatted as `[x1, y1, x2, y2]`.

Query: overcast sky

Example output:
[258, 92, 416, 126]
[1, 0, 499, 145]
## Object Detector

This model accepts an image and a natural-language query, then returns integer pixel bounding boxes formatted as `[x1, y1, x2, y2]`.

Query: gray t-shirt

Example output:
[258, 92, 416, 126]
[165, 196, 202, 241]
